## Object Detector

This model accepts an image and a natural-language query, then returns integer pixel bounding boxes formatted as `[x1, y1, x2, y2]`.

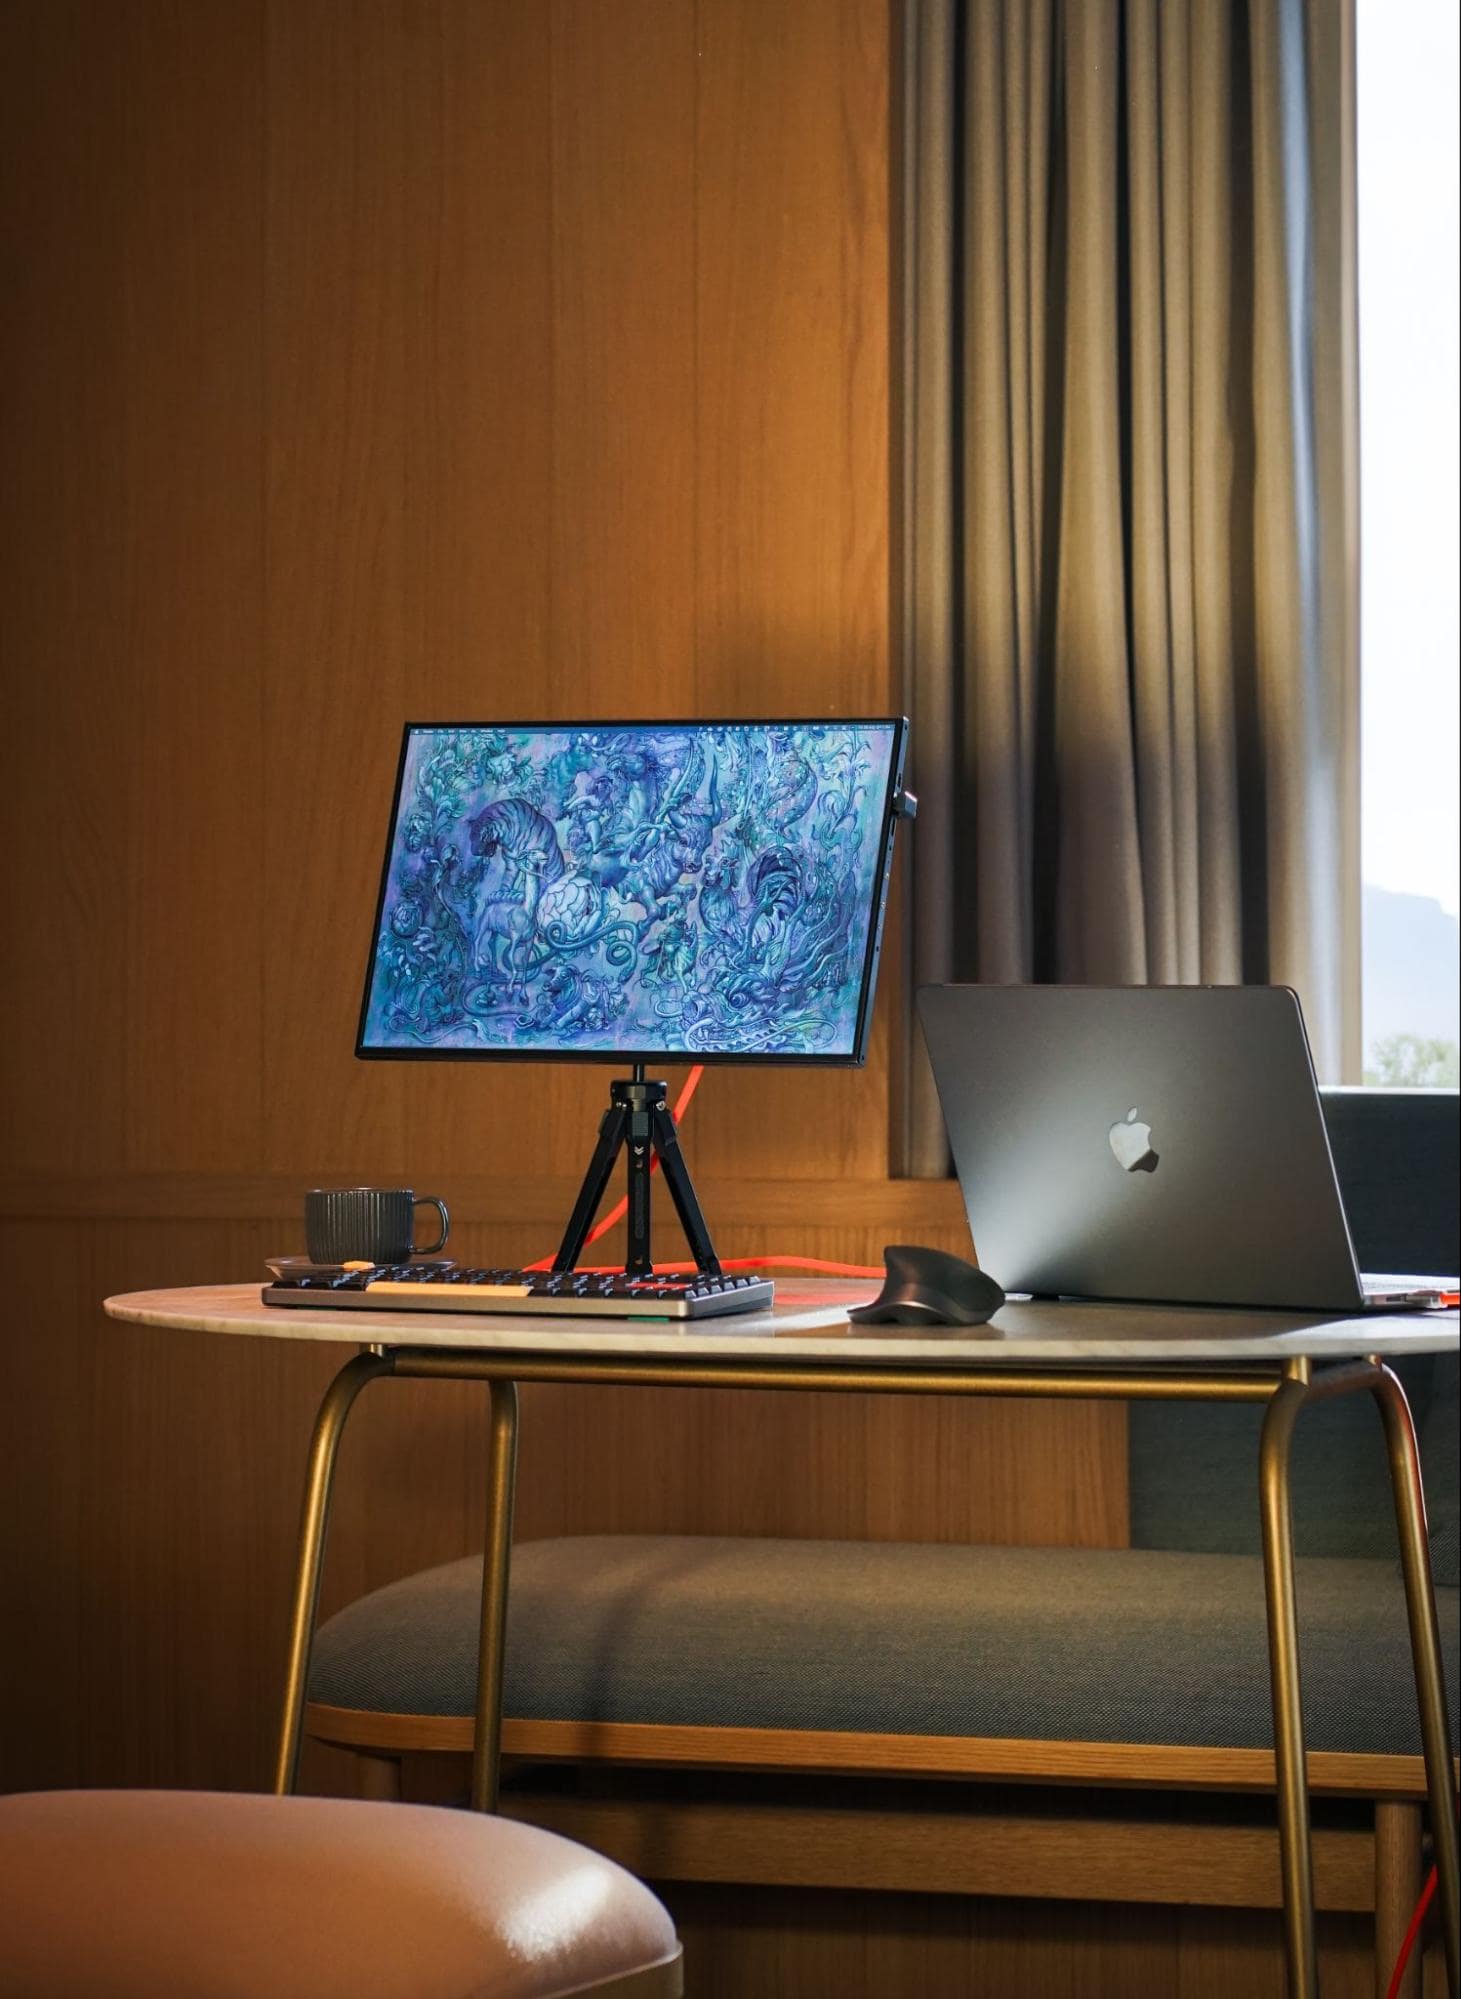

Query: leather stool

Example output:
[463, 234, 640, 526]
[0, 1789, 682, 1999]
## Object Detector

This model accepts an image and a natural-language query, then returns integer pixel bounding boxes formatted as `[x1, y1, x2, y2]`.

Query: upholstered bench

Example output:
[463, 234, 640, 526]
[308, 1523, 1459, 1762]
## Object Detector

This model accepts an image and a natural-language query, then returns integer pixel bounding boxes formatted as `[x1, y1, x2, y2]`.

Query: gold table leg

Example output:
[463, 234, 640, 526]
[273, 1348, 394, 1796]
[1371, 1363, 1460, 1997]
[1260, 1367, 1318, 1999]
[1262, 1358, 1460, 1999]
[470, 1379, 520, 1814]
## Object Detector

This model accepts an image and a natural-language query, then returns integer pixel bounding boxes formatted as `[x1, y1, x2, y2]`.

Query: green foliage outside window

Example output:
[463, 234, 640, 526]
[1363, 1032, 1461, 1087]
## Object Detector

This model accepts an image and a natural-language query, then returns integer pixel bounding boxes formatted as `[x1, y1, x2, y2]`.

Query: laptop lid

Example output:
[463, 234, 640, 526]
[917, 985, 1368, 1312]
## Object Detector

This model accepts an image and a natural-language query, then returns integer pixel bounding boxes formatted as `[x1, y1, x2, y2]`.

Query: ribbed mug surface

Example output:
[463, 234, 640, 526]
[304, 1187, 448, 1263]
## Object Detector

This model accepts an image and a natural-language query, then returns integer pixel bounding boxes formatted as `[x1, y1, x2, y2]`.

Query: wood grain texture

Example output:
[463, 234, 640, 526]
[1373, 1801, 1422, 1999]
[0, 1170, 972, 1232]
[304, 1708, 1448, 1804]
[261, 0, 412, 1176]
[385, 1751, 1439, 1999]
[0, 1216, 336, 1793]
[0, 3, 130, 1175]
[498, 1787, 1378, 1912]
[1173, 1908, 1377, 1999]
[342, 1747, 1414, 1992]
[0, 0, 895, 1199]
[120, 1, 267, 1174]
[399, 0, 556, 1176]
[548, 0, 696, 711]
[693, 0, 895, 1187]
[0, 1200, 1122, 1802]
[654, 1885, 1381, 1999]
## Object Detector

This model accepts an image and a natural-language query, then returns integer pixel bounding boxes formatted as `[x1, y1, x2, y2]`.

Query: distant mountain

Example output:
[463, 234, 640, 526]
[1363, 883, 1460, 1050]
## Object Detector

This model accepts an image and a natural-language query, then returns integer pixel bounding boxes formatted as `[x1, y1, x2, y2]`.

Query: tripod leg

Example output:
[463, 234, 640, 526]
[553, 1103, 629, 1271]
[650, 1104, 722, 1274]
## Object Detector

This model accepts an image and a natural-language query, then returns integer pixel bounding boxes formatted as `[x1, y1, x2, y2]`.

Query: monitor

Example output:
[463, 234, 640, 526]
[357, 718, 908, 1065]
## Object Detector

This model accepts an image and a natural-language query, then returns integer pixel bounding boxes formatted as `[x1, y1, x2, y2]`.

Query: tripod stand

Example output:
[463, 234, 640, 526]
[553, 1066, 721, 1277]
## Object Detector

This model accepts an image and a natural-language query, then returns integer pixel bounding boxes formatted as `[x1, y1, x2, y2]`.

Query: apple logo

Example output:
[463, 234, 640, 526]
[1109, 1107, 1159, 1174]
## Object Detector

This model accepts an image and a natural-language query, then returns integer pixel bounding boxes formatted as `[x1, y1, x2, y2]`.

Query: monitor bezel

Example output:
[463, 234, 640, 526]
[355, 716, 909, 1068]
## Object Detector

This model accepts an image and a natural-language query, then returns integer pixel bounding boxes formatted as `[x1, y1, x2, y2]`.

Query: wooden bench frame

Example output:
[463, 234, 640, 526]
[307, 1698, 1456, 1993]
[308, 1703, 1447, 1799]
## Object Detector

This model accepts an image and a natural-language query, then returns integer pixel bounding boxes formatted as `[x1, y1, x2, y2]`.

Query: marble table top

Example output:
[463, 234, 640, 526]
[104, 1279, 1460, 1368]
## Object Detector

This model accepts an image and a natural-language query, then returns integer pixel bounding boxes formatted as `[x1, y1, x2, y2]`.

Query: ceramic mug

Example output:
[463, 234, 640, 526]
[304, 1187, 450, 1265]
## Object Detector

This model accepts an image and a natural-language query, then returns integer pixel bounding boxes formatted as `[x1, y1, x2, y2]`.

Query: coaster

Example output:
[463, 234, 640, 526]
[264, 1255, 455, 1279]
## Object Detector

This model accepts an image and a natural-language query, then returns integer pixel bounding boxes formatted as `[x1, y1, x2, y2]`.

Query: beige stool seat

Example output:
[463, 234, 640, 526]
[0, 1789, 682, 1999]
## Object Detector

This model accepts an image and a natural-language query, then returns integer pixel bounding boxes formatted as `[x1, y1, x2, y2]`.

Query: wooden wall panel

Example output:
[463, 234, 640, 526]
[525, 0, 703, 1185]
[401, 0, 554, 705]
[121, 1, 267, 1173]
[0, 4, 130, 1175]
[693, 0, 894, 1185]
[0, 0, 1132, 1865]
[261, 2, 414, 1176]
[400, 1, 555, 1175]
[548, 0, 697, 708]
[662, 1885, 1383, 1999]
[695, 0, 889, 698]
[0, 1204, 1123, 1801]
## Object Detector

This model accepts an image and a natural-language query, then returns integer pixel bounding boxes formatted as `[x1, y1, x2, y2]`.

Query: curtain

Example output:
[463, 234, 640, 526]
[898, 0, 1360, 1177]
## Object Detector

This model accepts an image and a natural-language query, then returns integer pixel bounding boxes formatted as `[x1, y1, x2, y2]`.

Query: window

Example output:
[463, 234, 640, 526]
[1356, 0, 1461, 1085]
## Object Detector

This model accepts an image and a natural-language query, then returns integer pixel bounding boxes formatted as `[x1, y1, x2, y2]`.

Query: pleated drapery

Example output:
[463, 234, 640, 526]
[899, 0, 1359, 1175]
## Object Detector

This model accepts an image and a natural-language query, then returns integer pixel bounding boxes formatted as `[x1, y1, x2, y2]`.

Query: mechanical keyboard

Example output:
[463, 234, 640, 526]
[261, 1261, 775, 1321]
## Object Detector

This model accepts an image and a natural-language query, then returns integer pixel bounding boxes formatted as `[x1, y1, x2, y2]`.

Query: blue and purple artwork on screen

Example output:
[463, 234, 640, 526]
[361, 722, 900, 1059]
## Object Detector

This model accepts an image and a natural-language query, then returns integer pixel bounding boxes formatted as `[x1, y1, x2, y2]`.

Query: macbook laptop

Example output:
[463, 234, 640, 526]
[917, 984, 1457, 1314]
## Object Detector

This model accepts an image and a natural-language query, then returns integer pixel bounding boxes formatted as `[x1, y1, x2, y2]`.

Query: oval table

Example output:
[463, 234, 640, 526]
[105, 1279, 1461, 1999]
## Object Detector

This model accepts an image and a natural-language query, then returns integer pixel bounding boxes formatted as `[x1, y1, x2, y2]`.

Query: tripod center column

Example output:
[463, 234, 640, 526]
[613, 1079, 667, 1278]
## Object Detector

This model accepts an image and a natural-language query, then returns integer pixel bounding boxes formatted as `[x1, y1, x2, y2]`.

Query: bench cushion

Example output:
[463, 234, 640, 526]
[1422, 1352, 1459, 1586]
[308, 1535, 1460, 1757]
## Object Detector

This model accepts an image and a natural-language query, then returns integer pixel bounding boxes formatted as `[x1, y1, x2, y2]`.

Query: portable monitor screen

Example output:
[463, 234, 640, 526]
[357, 719, 908, 1063]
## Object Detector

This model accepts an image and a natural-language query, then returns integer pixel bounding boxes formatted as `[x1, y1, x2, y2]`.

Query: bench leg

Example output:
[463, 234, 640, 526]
[355, 1753, 403, 1804]
[1375, 1800, 1423, 1999]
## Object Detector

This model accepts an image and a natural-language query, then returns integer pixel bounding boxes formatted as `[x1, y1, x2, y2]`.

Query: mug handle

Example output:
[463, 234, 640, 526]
[412, 1195, 450, 1256]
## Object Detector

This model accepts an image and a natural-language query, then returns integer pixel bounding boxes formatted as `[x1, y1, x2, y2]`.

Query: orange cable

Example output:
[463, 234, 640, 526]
[556, 1256, 885, 1278]
[652, 1254, 885, 1278]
